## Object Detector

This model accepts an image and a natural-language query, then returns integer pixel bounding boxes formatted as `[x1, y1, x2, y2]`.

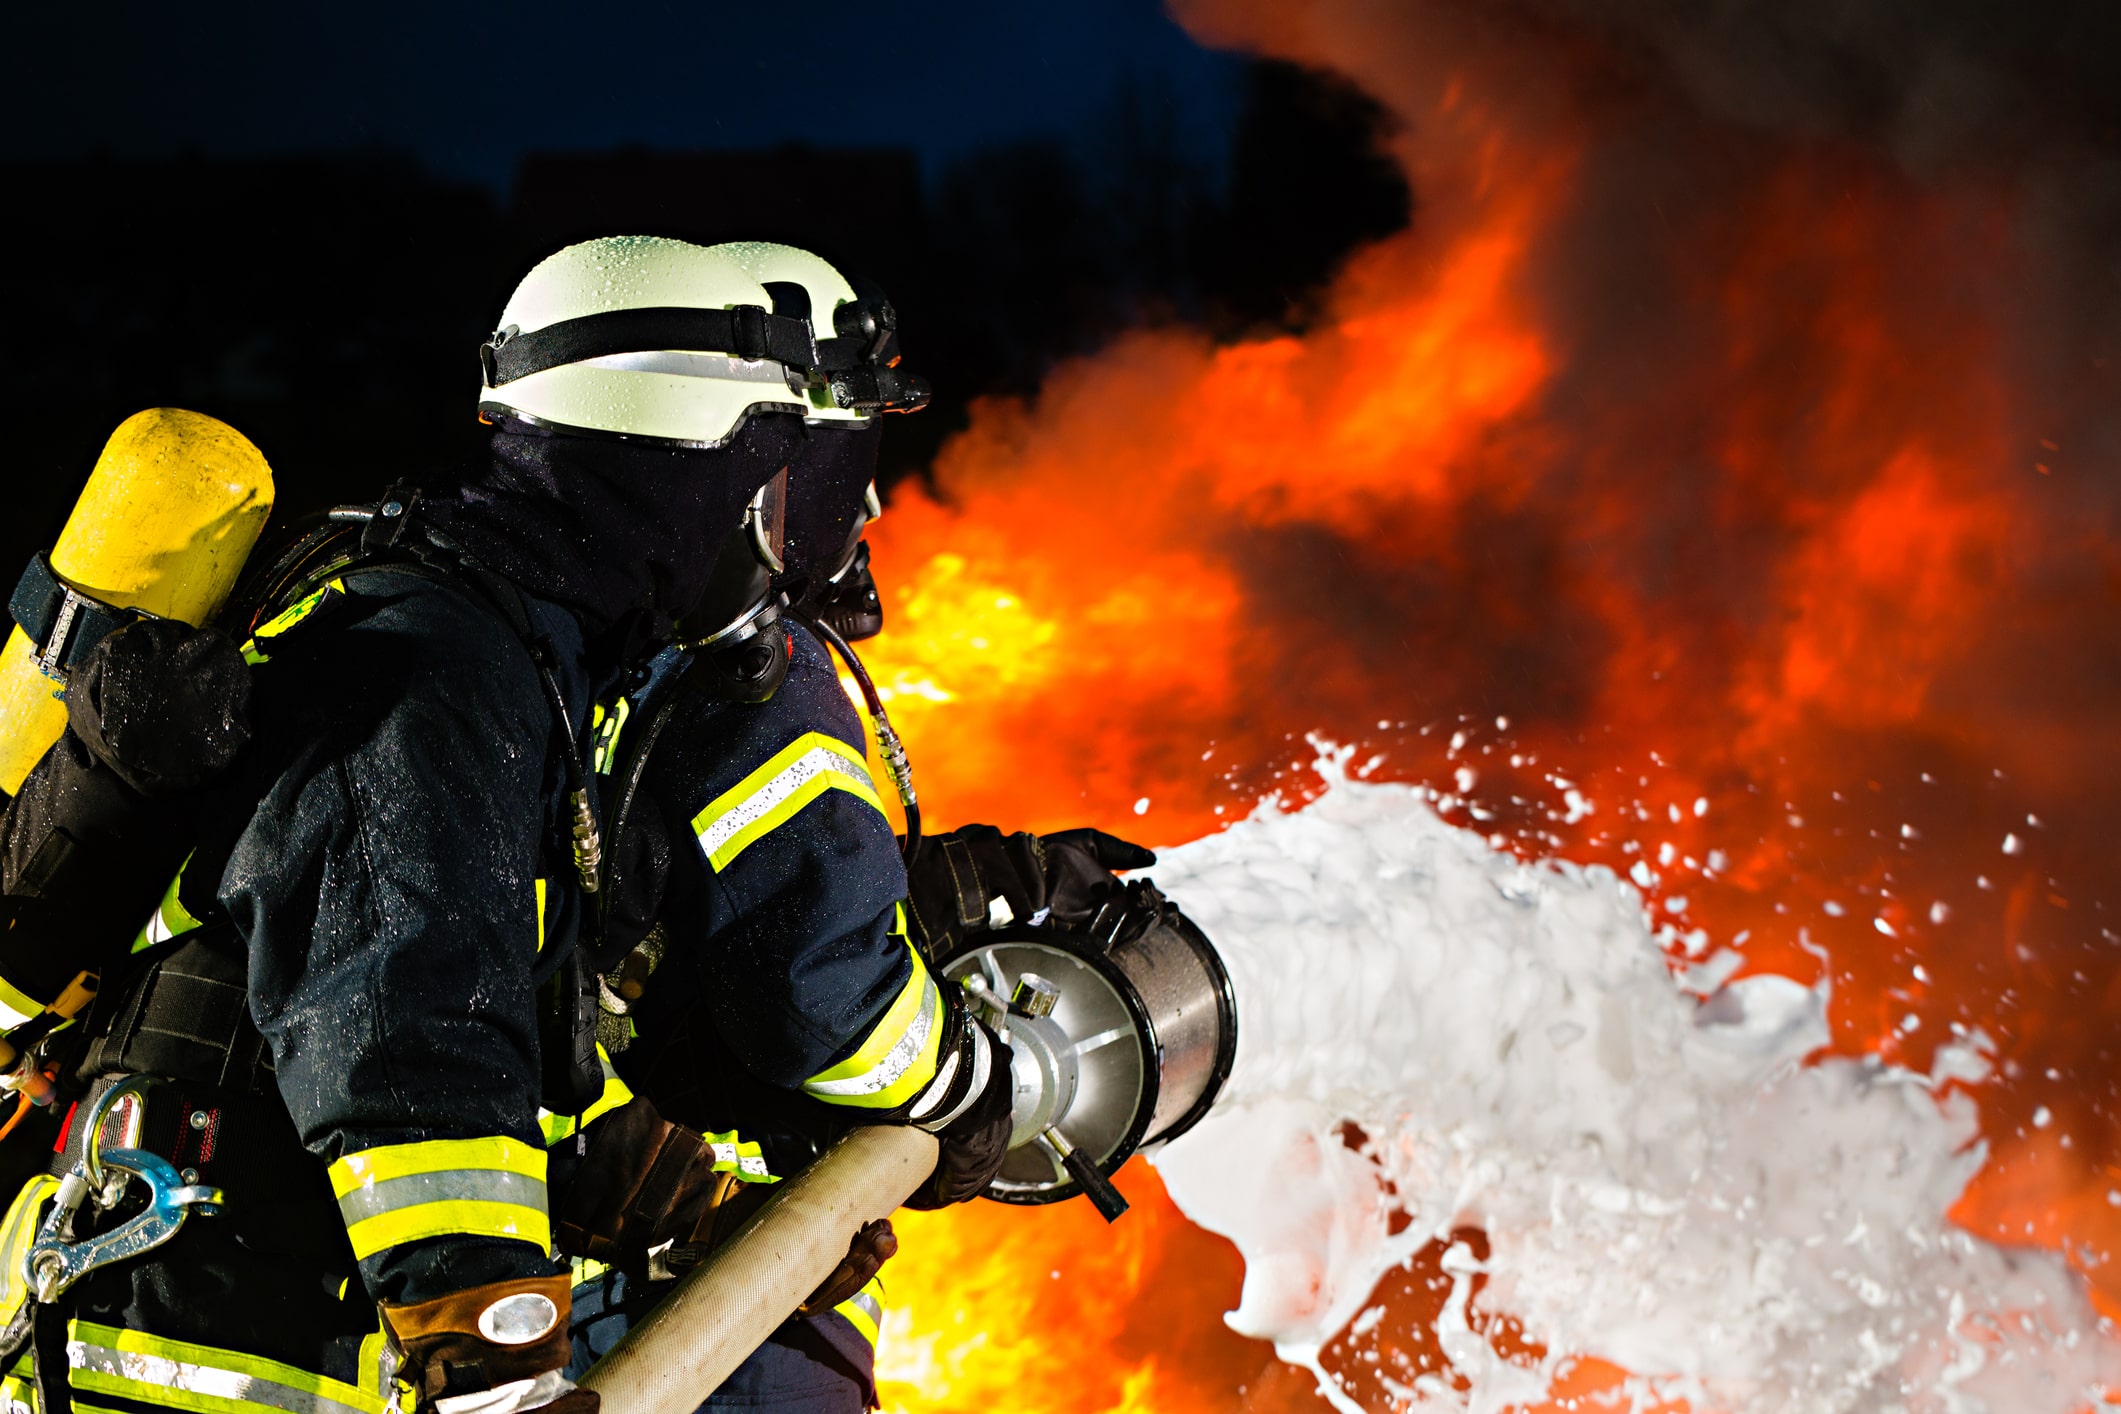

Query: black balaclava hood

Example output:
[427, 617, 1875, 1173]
[423, 411, 805, 669]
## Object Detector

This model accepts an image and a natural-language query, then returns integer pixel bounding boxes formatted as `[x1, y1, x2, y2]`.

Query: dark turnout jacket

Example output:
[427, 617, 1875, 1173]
[0, 414, 804, 1414]
[585, 622, 923, 1389]
[0, 564, 594, 1414]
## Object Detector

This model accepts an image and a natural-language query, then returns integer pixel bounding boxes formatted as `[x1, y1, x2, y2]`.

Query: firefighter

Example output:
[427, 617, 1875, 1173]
[554, 245, 1153, 1414]
[0, 234, 885, 1414]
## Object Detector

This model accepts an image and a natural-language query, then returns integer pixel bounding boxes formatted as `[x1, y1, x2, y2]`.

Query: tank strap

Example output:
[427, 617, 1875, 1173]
[6, 553, 150, 677]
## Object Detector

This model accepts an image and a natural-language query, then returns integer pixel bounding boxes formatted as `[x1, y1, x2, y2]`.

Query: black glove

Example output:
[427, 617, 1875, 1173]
[906, 825, 1155, 956]
[905, 1017, 1014, 1209]
[1040, 828, 1158, 927]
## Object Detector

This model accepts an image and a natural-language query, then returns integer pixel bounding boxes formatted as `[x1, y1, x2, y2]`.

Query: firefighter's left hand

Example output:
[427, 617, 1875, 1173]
[1036, 827, 1156, 929]
[905, 824, 1154, 955]
[552, 1096, 760, 1276]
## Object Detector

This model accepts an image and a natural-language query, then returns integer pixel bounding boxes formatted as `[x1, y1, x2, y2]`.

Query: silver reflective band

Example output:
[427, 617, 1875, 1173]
[477, 1292, 560, 1346]
[68, 1337, 375, 1414]
[915, 1023, 994, 1134]
[583, 351, 792, 384]
[333, 1169, 544, 1228]
[905, 1048, 960, 1124]
[803, 973, 940, 1102]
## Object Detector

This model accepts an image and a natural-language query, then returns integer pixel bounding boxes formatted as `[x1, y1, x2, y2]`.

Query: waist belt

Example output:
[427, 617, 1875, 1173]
[75, 934, 276, 1098]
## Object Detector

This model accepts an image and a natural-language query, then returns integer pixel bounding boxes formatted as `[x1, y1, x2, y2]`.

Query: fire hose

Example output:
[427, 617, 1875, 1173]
[579, 883, 1240, 1414]
[577, 1124, 939, 1414]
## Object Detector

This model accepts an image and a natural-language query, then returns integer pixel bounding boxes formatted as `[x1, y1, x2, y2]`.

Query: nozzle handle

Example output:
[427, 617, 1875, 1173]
[1045, 1127, 1129, 1224]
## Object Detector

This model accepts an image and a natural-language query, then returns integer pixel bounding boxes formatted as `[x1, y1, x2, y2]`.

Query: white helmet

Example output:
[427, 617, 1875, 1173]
[708, 241, 929, 417]
[477, 235, 817, 447]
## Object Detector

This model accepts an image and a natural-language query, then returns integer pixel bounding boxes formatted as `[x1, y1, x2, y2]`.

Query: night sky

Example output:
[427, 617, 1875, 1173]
[0, 2, 1411, 574]
[5, 1, 1245, 189]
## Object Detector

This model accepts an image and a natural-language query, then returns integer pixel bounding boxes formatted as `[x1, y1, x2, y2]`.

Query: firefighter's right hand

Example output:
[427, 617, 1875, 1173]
[382, 1274, 596, 1414]
[906, 1017, 1014, 1209]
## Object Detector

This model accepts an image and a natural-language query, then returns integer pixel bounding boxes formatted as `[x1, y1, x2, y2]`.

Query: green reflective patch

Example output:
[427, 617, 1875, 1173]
[592, 696, 632, 776]
[132, 854, 200, 954]
[240, 578, 344, 665]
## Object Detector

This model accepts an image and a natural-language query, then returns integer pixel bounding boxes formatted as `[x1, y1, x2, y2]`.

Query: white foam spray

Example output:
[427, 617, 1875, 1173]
[1147, 752, 2119, 1413]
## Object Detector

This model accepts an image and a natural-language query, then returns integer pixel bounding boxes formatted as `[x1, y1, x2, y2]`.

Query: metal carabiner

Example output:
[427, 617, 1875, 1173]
[24, 1078, 224, 1303]
[78, 1074, 154, 1193]
[26, 1149, 223, 1303]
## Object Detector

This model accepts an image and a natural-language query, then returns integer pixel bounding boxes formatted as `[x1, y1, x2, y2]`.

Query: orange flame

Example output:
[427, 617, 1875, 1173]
[852, 2, 2121, 1409]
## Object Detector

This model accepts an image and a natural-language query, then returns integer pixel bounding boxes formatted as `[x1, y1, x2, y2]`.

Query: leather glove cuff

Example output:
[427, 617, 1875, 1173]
[382, 1274, 573, 1408]
[554, 1096, 754, 1275]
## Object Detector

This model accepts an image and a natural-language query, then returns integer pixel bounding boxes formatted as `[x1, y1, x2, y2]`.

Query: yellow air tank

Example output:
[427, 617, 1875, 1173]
[0, 409, 274, 794]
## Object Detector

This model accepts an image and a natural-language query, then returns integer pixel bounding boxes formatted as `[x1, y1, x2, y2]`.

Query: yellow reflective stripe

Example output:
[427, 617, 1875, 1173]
[537, 1045, 633, 1148]
[356, 1328, 388, 1407]
[582, 1045, 633, 1128]
[803, 942, 944, 1109]
[327, 1136, 545, 1193]
[0, 1174, 59, 1329]
[67, 1319, 384, 1414]
[0, 974, 41, 1030]
[700, 1130, 777, 1183]
[133, 855, 203, 954]
[691, 732, 884, 873]
[571, 1256, 613, 1287]
[327, 1138, 549, 1261]
[534, 877, 548, 955]
[340, 1201, 549, 1263]
[832, 1276, 884, 1348]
